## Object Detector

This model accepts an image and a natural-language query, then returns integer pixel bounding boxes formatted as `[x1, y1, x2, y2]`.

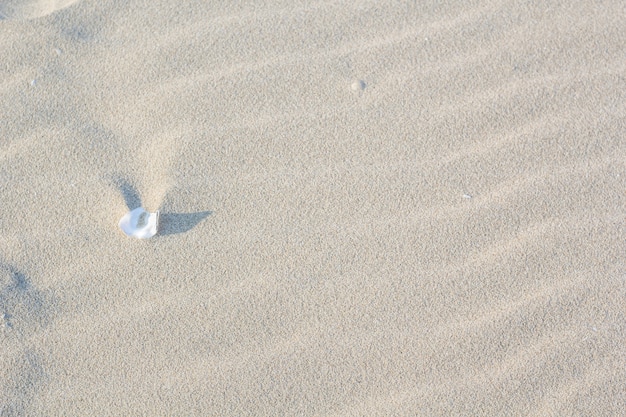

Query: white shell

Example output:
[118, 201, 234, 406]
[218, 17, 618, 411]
[119, 207, 159, 239]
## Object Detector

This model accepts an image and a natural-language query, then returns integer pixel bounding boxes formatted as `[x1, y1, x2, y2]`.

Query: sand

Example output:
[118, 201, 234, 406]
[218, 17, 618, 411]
[1, 0, 625, 415]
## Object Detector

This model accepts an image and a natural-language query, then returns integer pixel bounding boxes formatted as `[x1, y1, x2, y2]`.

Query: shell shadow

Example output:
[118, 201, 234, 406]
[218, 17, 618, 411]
[111, 176, 142, 211]
[158, 211, 213, 236]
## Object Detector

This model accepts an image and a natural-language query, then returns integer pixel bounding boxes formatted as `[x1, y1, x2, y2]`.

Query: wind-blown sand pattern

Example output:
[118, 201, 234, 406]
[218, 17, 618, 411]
[0, 0, 80, 20]
[1, 0, 625, 415]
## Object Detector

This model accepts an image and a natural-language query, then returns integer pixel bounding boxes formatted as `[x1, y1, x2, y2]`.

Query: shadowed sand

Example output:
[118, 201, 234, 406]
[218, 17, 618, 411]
[1, 264, 55, 413]
[1, 0, 625, 415]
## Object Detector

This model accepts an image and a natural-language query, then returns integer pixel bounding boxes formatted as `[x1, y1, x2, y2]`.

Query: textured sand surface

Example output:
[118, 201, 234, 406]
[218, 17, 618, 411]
[0, 0, 79, 19]
[1, 0, 625, 415]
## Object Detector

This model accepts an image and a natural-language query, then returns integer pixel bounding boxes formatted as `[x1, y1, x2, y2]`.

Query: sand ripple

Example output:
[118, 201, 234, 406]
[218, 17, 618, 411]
[0, 0, 80, 19]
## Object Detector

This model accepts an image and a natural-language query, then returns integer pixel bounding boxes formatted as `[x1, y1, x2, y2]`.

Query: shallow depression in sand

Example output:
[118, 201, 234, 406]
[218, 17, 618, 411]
[0, 0, 81, 20]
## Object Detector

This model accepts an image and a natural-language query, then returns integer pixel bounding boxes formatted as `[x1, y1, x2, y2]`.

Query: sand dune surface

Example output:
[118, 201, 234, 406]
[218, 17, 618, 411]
[0, 0, 80, 19]
[1, 0, 625, 415]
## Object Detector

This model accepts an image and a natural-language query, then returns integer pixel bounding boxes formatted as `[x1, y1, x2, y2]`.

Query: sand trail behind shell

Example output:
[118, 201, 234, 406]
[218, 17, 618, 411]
[127, 132, 184, 213]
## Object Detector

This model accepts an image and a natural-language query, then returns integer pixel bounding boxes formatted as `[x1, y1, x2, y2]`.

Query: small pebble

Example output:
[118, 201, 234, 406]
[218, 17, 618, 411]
[351, 80, 366, 91]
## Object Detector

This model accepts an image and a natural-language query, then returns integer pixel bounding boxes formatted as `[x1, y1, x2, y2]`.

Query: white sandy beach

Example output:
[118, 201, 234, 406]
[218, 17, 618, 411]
[1, 0, 625, 415]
